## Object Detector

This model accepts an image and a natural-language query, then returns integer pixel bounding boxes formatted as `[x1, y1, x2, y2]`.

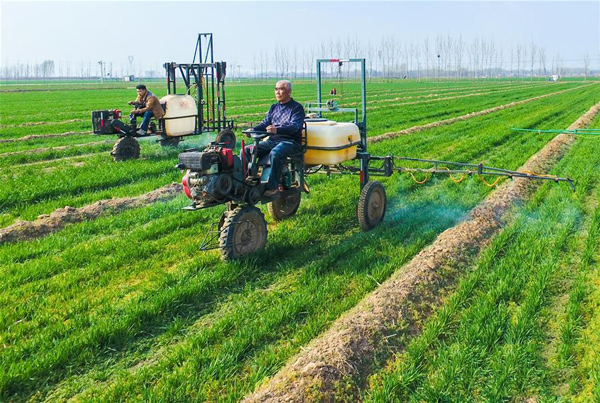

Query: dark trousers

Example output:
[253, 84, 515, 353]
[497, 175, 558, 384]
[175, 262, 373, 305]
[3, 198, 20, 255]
[242, 139, 302, 190]
[140, 111, 154, 131]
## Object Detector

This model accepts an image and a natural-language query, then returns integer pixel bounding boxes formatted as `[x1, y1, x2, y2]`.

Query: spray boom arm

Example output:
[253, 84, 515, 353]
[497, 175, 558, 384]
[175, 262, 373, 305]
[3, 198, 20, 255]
[391, 156, 575, 190]
[319, 155, 575, 191]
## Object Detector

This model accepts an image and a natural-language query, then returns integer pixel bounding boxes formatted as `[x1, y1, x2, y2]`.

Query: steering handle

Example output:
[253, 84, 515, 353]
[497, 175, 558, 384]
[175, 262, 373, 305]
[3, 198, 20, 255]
[243, 129, 269, 140]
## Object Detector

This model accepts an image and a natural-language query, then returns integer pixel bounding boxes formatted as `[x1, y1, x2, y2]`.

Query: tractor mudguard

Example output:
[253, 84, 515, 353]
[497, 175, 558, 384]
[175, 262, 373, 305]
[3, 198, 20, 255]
[111, 119, 133, 136]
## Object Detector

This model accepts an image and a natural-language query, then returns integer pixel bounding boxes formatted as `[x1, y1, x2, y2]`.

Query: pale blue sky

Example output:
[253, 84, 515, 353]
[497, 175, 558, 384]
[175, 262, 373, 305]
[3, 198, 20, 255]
[1, 1, 598, 70]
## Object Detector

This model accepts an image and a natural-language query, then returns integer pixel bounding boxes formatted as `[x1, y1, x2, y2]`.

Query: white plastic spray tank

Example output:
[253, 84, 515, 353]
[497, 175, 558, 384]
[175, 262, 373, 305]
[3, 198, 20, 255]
[304, 118, 360, 166]
[160, 94, 198, 137]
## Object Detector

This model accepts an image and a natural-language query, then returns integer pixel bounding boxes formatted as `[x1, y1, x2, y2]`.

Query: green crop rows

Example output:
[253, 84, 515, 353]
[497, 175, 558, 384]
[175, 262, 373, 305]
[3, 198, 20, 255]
[364, 114, 600, 403]
[1, 78, 599, 401]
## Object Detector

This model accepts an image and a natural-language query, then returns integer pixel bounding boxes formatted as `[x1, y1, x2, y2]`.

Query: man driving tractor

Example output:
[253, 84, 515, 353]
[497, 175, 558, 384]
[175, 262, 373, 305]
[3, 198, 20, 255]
[243, 80, 305, 197]
[128, 84, 165, 135]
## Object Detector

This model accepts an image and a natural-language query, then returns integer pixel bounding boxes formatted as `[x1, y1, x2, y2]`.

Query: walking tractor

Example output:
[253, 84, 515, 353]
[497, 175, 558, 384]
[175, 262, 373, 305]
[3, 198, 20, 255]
[91, 34, 236, 161]
[177, 58, 575, 261]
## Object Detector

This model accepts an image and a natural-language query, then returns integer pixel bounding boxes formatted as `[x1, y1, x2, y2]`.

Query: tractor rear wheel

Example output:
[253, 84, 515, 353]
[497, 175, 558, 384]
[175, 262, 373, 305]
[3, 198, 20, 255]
[219, 206, 267, 261]
[111, 136, 140, 161]
[159, 137, 181, 147]
[268, 190, 301, 221]
[216, 129, 236, 150]
[356, 181, 386, 231]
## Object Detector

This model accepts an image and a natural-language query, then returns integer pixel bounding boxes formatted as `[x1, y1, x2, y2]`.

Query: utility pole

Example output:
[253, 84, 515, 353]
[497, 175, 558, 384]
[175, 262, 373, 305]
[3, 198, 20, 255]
[98, 60, 105, 83]
[128, 56, 134, 77]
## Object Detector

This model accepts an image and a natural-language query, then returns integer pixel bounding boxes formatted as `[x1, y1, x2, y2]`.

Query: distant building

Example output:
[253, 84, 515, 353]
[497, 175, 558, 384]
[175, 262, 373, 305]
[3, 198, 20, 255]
[123, 75, 135, 82]
[548, 75, 560, 82]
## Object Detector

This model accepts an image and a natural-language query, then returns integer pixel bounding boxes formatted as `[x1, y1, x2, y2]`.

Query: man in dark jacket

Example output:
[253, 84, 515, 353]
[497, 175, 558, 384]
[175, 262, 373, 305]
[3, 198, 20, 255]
[129, 84, 164, 135]
[244, 80, 305, 197]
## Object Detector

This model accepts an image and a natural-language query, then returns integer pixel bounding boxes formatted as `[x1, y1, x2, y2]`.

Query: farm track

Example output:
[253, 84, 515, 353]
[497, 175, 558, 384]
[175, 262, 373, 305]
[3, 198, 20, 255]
[0, 183, 181, 244]
[369, 83, 597, 143]
[243, 101, 600, 402]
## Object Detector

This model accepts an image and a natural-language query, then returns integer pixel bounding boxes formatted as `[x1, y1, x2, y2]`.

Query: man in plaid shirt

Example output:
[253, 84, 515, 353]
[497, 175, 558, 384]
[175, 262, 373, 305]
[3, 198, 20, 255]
[244, 80, 305, 197]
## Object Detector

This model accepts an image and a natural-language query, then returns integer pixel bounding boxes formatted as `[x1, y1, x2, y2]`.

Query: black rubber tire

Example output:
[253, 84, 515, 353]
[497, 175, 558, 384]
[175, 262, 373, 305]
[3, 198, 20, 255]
[218, 211, 227, 231]
[219, 206, 267, 261]
[111, 136, 140, 161]
[356, 181, 386, 231]
[268, 191, 301, 221]
[159, 137, 181, 147]
[216, 129, 236, 150]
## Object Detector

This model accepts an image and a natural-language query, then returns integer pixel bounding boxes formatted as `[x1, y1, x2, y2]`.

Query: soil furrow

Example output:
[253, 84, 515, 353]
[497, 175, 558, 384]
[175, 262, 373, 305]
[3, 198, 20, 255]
[17, 152, 103, 168]
[0, 119, 84, 129]
[231, 84, 583, 120]
[243, 100, 600, 402]
[0, 183, 182, 244]
[0, 141, 110, 158]
[0, 131, 92, 143]
[369, 83, 597, 143]
[228, 83, 539, 113]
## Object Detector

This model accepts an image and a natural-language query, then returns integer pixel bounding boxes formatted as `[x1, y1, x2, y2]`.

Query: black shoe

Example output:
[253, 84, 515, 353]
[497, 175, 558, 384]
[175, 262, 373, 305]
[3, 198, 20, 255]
[263, 188, 280, 197]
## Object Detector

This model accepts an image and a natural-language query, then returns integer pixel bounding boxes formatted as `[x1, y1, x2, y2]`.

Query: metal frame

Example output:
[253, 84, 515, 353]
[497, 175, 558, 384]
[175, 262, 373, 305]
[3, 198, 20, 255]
[163, 33, 232, 136]
[308, 58, 367, 141]
[305, 58, 372, 188]
[303, 57, 574, 192]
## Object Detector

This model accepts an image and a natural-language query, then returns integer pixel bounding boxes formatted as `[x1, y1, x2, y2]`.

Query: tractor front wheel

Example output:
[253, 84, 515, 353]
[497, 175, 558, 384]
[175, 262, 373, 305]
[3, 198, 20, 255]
[216, 129, 236, 150]
[111, 136, 140, 161]
[219, 206, 268, 261]
[356, 181, 386, 231]
[268, 191, 301, 221]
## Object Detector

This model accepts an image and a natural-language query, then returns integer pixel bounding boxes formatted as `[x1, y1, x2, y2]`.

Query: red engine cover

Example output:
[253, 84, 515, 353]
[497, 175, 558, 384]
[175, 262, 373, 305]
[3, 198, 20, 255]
[182, 170, 192, 199]
[218, 147, 234, 169]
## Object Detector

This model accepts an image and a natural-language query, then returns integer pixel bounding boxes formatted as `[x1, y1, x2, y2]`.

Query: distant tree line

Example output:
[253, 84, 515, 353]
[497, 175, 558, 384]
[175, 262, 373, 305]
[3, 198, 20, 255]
[0, 60, 164, 80]
[1, 35, 597, 80]
[252, 36, 596, 82]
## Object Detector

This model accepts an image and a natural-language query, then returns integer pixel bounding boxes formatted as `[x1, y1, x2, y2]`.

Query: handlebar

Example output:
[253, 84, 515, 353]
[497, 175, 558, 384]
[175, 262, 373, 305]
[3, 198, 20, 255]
[243, 129, 270, 140]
